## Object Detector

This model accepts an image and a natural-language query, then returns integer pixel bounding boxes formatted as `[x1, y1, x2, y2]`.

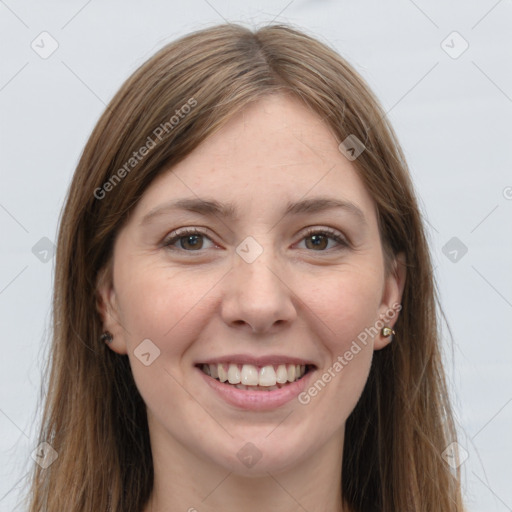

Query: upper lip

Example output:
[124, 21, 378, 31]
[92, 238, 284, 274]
[197, 354, 317, 367]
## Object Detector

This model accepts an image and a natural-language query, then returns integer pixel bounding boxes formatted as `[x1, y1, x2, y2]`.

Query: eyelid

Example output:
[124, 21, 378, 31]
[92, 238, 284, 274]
[297, 226, 350, 249]
[161, 226, 350, 252]
[162, 227, 217, 250]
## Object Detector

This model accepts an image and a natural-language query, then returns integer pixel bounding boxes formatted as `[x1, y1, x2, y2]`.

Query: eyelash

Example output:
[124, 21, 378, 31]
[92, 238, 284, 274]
[162, 227, 349, 253]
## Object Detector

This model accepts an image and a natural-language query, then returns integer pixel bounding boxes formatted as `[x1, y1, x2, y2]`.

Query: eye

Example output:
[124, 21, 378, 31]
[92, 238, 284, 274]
[162, 226, 349, 253]
[162, 228, 215, 251]
[298, 227, 349, 251]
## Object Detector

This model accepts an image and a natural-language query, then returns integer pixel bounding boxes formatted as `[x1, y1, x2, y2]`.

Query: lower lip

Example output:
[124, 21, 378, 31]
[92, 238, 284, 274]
[197, 367, 315, 411]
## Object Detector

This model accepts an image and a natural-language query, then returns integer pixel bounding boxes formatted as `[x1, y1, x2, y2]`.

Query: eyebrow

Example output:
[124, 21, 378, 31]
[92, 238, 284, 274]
[139, 196, 367, 226]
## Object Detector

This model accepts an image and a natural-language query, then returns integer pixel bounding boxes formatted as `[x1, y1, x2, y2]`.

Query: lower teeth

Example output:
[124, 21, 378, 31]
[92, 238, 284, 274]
[218, 380, 292, 391]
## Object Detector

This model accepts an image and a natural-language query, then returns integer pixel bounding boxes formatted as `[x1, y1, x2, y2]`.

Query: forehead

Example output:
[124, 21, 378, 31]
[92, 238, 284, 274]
[132, 94, 377, 224]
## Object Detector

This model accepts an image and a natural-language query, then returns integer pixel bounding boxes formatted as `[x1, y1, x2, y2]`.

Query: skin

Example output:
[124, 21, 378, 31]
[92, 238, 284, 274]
[98, 93, 406, 512]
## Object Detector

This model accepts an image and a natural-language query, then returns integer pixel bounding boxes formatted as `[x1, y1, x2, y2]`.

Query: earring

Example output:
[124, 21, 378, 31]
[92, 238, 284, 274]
[100, 331, 113, 344]
[381, 326, 395, 338]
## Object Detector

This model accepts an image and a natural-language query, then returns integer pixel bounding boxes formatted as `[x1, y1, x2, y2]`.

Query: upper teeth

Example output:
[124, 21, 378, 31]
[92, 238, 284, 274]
[201, 363, 307, 386]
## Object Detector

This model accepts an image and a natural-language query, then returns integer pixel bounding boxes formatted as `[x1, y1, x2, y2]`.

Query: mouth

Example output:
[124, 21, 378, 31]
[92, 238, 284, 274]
[196, 362, 314, 391]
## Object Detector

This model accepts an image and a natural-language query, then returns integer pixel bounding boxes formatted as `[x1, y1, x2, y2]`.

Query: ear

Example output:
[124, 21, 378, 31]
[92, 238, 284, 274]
[374, 251, 406, 350]
[95, 261, 128, 355]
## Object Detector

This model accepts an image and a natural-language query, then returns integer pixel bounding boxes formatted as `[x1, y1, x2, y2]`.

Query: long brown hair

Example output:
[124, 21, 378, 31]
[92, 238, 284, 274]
[25, 23, 464, 511]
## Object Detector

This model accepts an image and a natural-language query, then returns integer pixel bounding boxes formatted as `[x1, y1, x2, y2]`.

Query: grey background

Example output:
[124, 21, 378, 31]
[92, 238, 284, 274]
[1, 1, 511, 511]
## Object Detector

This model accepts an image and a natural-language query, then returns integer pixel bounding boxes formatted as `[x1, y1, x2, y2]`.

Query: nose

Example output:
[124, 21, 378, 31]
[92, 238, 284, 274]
[220, 248, 297, 334]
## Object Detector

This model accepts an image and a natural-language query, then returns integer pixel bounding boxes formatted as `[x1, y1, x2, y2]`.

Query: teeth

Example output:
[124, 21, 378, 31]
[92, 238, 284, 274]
[204, 362, 309, 388]
[259, 365, 277, 386]
[218, 364, 228, 382]
[276, 364, 288, 384]
[287, 364, 296, 382]
[241, 364, 259, 386]
[227, 364, 241, 384]
[235, 383, 278, 391]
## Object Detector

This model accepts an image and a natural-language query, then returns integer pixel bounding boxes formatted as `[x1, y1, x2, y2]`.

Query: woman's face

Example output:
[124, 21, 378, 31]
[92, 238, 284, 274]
[99, 94, 405, 476]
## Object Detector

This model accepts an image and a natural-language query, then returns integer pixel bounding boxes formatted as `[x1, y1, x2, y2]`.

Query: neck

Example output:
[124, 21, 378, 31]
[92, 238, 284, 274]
[144, 422, 346, 512]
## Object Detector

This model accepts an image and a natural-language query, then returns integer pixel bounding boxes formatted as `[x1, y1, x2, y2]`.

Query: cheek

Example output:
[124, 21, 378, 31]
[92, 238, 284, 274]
[302, 266, 383, 351]
[115, 260, 224, 349]
[113, 262, 218, 426]
[294, 267, 381, 411]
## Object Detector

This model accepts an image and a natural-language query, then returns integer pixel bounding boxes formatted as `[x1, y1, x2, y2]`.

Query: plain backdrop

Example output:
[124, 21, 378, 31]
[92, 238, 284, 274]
[1, 1, 511, 511]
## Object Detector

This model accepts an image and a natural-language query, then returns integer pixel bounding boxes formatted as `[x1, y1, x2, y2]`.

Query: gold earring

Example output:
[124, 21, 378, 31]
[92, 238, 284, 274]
[381, 326, 395, 338]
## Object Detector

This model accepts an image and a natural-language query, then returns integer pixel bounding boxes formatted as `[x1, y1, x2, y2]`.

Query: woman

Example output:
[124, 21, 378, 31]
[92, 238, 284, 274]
[26, 23, 465, 511]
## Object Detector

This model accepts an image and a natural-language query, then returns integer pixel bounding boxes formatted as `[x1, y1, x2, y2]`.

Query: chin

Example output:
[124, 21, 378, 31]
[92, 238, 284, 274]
[201, 429, 313, 477]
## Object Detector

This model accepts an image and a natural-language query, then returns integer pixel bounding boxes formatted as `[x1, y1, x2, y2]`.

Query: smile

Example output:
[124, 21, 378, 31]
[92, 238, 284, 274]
[199, 363, 311, 390]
